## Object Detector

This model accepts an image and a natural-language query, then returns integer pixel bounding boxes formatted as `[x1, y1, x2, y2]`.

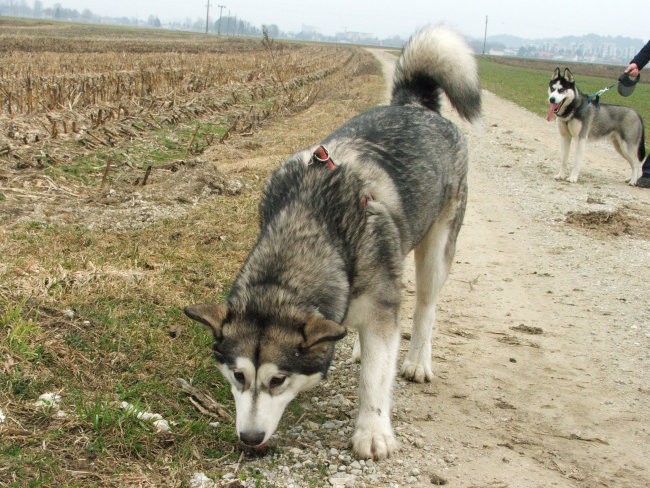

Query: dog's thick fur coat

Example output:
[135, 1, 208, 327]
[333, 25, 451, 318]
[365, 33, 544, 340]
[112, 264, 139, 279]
[184, 26, 481, 460]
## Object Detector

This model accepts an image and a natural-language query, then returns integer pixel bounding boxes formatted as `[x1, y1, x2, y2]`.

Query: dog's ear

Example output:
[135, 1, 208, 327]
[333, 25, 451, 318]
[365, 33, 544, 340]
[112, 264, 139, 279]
[301, 317, 347, 351]
[564, 68, 573, 82]
[553, 67, 560, 78]
[184, 303, 228, 339]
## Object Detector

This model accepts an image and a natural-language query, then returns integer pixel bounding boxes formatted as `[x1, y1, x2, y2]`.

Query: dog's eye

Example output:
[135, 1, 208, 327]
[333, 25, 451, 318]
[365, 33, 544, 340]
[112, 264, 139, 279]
[269, 376, 286, 389]
[233, 371, 245, 384]
[558, 88, 565, 93]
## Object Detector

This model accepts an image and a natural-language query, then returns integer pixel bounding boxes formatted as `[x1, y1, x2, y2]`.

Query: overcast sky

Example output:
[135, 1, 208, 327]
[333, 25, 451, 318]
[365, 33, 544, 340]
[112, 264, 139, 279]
[54, 0, 648, 41]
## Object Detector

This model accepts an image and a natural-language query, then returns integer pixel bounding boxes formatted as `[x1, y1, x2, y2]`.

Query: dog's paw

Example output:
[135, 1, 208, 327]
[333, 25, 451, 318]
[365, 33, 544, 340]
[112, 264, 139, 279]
[352, 426, 398, 460]
[400, 360, 433, 383]
[567, 174, 579, 183]
[351, 336, 361, 363]
[554, 172, 566, 181]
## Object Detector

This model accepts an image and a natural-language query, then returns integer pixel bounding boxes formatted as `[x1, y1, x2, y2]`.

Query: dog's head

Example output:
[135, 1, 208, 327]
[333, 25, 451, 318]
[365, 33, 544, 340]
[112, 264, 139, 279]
[547, 67, 576, 120]
[184, 303, 346, 448]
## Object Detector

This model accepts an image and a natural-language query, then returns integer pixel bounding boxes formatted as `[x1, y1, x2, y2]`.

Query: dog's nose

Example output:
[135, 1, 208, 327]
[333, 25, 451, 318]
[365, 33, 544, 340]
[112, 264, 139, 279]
[549, 96, 556, 103]
[240, 430, 266, 446]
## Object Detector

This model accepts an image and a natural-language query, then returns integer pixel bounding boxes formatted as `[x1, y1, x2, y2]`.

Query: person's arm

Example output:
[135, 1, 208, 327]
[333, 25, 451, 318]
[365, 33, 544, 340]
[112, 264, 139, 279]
[626, 40, 650, 76]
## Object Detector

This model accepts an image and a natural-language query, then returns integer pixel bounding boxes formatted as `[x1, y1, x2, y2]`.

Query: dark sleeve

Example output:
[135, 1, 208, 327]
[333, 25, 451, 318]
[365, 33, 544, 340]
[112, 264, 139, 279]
[631, 40, 650, 70]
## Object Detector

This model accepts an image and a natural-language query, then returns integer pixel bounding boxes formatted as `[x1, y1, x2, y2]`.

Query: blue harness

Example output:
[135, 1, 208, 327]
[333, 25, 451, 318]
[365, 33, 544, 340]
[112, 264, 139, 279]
[576, 82, 616, 115]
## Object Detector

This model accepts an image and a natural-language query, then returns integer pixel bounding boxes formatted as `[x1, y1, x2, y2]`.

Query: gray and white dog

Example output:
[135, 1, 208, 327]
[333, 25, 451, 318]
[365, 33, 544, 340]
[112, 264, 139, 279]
[184, 25, 481, 460]
[547, 67, 646, 184]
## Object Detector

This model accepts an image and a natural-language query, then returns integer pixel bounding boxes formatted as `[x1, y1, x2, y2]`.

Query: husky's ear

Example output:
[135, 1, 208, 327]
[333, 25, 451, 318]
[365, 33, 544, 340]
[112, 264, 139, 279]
[184, 303, 228, 339]
[553, 67, 560, 78]
[564, 68, 573, 82]
[301, 317, 347, 350]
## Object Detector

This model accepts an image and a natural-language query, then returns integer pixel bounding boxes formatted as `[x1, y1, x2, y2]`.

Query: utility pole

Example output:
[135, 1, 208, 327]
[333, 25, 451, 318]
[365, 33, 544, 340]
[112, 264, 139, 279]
[217, 4, 226, 35]
[205, 0, 210, 34]
[482, 15, 488, 55]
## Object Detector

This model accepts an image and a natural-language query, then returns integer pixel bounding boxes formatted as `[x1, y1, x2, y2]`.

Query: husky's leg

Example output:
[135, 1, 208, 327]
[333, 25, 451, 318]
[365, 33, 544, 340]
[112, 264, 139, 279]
[350, 296, 400, 460]
[628, 158, 643, 186]
[568, 137, 588, 183]
[401, 197, 465, 383]
[351, 335, 361, 362]
[555, 125, 571, 180]
[614, 138, 643, 185]
[347, 200, 402, 460]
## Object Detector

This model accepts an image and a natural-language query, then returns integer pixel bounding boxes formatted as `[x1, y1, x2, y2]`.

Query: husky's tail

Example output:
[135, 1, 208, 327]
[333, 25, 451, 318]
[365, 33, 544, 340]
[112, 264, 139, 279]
[638, 119, 646, 162]
[391, 25, 481, 122]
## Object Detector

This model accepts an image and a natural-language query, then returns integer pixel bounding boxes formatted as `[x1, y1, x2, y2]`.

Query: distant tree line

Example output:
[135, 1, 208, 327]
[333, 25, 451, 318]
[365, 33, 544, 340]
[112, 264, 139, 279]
[164, 16, 275, 37]
[0, 0, 266, 35]
[0, 0, 143, 26]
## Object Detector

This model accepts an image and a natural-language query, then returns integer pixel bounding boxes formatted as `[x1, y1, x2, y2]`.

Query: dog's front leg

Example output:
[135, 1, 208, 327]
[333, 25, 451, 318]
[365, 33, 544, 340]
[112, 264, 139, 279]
[555, 126, 571, 180]
[568, 137, 588, 183]
[350, 301, 400, 460]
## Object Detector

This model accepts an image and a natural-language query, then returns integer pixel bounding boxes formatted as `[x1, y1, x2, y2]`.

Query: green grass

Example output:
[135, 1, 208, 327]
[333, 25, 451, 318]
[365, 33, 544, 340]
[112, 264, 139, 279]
[2, 304, 42, 360]
[0, 188, 264, 484]
[478, 56, 650, 124]
[46, 120, 229, 184]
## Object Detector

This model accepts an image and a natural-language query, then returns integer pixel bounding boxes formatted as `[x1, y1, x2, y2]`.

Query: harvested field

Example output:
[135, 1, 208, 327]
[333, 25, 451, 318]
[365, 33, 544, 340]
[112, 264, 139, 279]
[0, 25, 350, 169]
[0, 19, 385, 487]
[0, 22, 377, 231]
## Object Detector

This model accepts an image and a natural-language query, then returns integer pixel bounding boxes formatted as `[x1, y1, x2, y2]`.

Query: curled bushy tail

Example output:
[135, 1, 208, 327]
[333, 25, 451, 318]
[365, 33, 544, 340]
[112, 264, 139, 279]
[391, 25, 481, 122]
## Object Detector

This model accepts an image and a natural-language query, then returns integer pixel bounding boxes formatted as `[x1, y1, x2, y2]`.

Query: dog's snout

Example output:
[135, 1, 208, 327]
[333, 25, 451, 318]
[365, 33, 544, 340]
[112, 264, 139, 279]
[240, 430, 266, 446]
[549, 96, 556, 103]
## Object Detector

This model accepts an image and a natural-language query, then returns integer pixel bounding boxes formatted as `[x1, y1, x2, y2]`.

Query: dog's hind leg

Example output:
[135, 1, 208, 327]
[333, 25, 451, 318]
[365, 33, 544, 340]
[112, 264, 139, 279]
[401, 195, 466, 383]
[613, 136, 643, 185]
[628, 157, 643, 186]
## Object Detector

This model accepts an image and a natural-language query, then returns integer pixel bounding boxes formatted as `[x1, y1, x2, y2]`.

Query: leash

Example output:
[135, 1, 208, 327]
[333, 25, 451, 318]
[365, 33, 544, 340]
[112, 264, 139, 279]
[585, 82, 616, 107]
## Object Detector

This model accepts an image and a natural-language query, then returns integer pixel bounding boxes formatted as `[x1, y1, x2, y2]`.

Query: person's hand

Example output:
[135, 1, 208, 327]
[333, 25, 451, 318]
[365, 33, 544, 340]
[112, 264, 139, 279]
[625, 63, 640, 77]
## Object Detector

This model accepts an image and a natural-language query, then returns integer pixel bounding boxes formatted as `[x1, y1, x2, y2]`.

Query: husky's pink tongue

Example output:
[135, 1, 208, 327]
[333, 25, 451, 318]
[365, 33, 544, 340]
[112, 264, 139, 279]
[546, 103, 559, 121]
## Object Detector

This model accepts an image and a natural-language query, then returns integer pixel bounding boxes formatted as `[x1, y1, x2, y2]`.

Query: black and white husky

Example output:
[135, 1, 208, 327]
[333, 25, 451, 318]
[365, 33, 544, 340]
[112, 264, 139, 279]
[547, 67, 646, 184]
[184, 26, 481, 460]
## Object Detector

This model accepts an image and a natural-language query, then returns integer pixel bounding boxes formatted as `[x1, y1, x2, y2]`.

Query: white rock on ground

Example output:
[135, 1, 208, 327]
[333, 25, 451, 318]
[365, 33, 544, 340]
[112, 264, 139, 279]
[120, 401, 172, 433]
[189, 472, 216, 488]
[33, 393, 61, 408]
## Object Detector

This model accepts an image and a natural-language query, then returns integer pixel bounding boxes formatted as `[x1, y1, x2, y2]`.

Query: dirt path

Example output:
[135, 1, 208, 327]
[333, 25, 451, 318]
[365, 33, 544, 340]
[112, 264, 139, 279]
[369, 49, 650, 487]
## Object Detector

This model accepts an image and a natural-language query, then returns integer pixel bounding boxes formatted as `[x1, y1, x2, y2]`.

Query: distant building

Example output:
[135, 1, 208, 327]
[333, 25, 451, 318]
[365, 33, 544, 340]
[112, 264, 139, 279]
[335, 31, 374, 43]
